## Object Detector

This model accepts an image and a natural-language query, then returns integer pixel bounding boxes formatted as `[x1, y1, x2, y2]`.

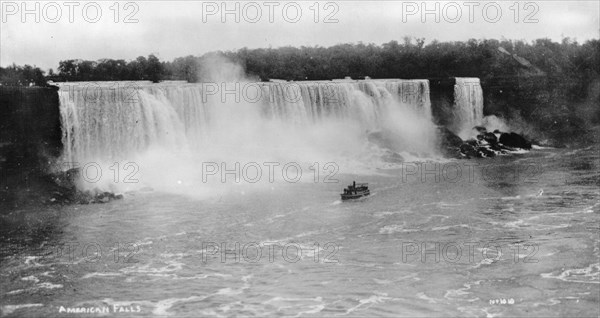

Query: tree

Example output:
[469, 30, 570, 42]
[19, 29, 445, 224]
[58, 60, 78, 80]
[146, 54, 162, 83]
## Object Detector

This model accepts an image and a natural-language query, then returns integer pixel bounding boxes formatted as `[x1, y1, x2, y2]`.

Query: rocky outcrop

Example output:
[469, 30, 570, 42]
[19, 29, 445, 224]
[50, 168, 124, 204]
[0, 87, 125, 209]
[482, 132, 498, 145]
[499, 132, 532, 150]
[439, 126, 534, 159]
[1, 86, 62, 210]
[437, 127, 463, 158]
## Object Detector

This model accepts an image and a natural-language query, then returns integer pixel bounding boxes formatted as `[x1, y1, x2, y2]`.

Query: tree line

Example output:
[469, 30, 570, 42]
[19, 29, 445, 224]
[2, 38, 598, 86]
[0, 64, 47, 86]
[0, 54, 164, 86]
[1, 38, 598, 141]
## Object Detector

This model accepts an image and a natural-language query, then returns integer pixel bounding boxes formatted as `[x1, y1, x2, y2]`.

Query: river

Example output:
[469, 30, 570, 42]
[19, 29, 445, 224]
[1, 143, 598, 317]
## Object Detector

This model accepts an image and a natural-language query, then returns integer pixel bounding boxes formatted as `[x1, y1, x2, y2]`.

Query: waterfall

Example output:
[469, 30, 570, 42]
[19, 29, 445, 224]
[59, 82, 191, 164]
[381, 79, 432, 121]
[452, 78, 483, 139]
[57, 79, 436, 191]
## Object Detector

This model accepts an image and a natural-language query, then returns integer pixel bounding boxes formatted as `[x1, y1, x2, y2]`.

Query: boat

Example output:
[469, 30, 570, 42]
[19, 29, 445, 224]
[341, 181, 370, 200]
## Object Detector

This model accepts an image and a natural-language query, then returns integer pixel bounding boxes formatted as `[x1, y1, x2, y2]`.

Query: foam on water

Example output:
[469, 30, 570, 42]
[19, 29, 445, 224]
[379, 224, 419, 234]
[3, 142, 598, 317]
[6, 275, 64, 295]
[263, 296, 326, 317]
[416, 292, 438, 304]
[541, 263, 600, 284]
[444, 281, 482, 302]
[0, 304, 44, 315]
[341, 292, 396, 315]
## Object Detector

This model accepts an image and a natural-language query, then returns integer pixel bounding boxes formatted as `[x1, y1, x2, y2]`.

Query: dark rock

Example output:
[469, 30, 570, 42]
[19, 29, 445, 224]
[477, 147, 496, 157]
[460, 140, 499, 158]
[465, 139, 479, 147]
[69, 189, 124, 204]
[438, 127, 463, 147]
[0, 87, 62, 211]
[52, 167, 80, 189]
[489, 143, 504, 152]
[92, 191, 123, 204]
[473, 126, 487, 133]
[460, 143, 479, 158]
[483, 132, 498, 145]
[437, 127, 463, 158]
[499, 132, 532, 150]
[101, 192, 112, 199]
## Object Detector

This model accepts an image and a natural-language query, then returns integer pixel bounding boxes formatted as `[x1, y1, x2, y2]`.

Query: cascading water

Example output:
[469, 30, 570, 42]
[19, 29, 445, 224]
[381, 79, 432, 121]
[58, 78, 437, 195]
[452, 77, 484, 139]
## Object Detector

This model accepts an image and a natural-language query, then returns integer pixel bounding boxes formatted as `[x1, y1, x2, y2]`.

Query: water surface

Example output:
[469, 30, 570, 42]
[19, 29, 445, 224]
[1, 145, 599, 317]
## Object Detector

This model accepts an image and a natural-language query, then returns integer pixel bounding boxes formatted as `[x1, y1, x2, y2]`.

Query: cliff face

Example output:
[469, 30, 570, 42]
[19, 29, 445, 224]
[430, 74, 600, 144]
[0, 86, 62, 208]
[483, 75, 599, 144]
[428, 78, 456, 128]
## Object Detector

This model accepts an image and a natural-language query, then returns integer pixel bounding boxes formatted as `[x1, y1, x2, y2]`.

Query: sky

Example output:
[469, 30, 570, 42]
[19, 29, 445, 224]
[1, 0, 599, 70]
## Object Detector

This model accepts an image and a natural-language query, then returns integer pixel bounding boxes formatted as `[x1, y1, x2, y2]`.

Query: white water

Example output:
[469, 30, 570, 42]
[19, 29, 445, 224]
[452, 77, 484, 139]
[3, 144, 599, 317]
[57, 78, 437, 194]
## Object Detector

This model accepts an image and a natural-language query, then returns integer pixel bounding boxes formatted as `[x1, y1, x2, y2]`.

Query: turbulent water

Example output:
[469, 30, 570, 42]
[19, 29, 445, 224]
[1, 143, 598, 317]
[1, 79, 598, 317]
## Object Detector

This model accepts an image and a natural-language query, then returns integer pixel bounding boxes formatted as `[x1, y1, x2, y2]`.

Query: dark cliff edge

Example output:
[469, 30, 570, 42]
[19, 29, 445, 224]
[429, 75, 600, 146]
[428, 78, 456, 128]
[0, 86, 64, 211]
[482, 75, 600, 146]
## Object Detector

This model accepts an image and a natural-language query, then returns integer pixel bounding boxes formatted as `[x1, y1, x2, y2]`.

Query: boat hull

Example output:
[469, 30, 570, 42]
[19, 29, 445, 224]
[340, 190, 370, 200]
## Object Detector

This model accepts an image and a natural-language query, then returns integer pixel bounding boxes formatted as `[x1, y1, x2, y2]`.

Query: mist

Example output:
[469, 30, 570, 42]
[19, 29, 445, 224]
[58, 56, 439, 198]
